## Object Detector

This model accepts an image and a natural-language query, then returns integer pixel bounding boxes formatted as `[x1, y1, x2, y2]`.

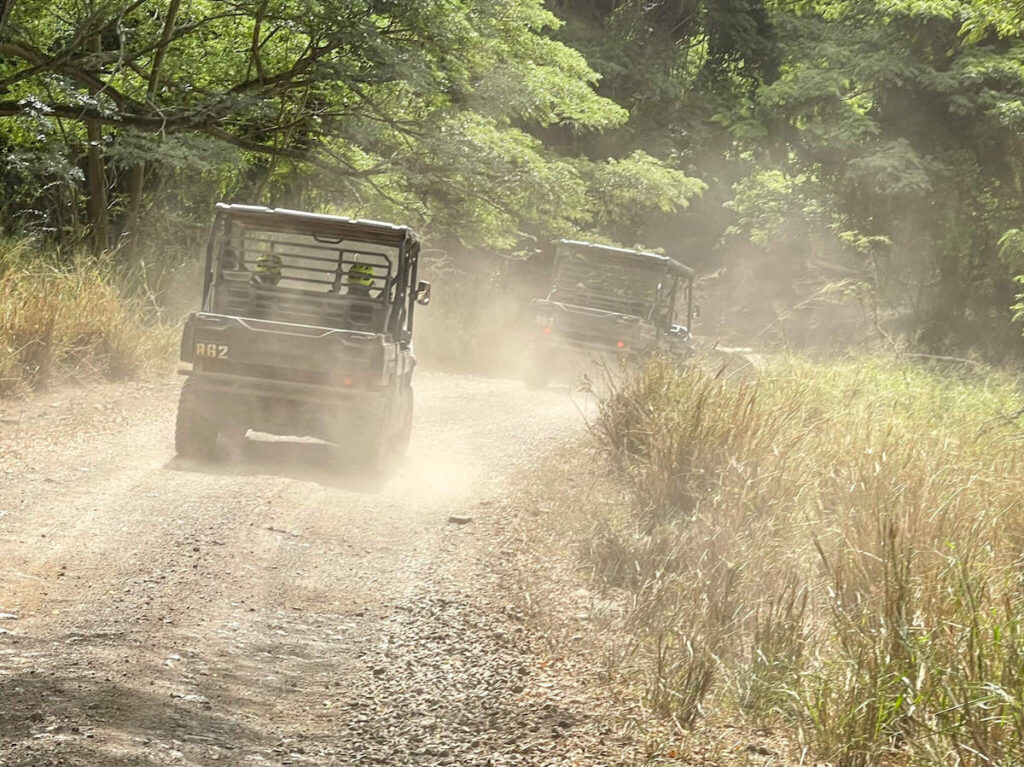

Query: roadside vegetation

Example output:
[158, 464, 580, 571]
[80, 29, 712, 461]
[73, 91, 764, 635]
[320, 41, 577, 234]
[0, 238, 175, 395]
[2, 1, 1024, 760]
[573, 354, 1024, 766]
[4, 0, 1024, 375]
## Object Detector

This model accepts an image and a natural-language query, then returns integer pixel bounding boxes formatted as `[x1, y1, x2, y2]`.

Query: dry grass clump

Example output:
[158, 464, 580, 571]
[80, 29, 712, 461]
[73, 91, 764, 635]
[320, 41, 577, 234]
[589, 355, 1024, 766]
[0, 238, 174, 395]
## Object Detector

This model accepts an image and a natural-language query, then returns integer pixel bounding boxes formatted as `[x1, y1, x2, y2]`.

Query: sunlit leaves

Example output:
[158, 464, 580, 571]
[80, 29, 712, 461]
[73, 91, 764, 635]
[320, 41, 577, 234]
[0, 0, 646, 247]
[998, 229, 1024, 272]
[724, 169, 826, 247]
[401, 112, 591, 247]
[1013, 277, 1024, 333]
[959, 0, 1024, 42]
[587, 151, 706, 241]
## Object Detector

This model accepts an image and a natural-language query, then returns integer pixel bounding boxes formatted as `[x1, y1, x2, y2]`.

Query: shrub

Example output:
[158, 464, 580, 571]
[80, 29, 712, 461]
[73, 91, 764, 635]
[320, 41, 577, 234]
[0, 239, 174, 395]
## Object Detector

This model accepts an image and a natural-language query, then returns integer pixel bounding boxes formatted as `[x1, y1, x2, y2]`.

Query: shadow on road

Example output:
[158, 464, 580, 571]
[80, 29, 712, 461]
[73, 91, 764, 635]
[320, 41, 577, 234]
[0, 664, 264, 765]
[164, 434, 387, 493]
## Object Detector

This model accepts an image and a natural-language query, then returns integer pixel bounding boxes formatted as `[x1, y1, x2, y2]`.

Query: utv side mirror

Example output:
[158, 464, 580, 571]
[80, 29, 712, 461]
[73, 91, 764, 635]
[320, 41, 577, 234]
[416, 280, 431, 306]
[669, 324, 691, 341]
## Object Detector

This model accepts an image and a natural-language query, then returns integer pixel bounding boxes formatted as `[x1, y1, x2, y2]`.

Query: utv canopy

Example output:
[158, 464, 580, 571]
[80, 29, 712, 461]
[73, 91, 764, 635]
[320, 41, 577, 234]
[557, 239, 694, 279]
[215, 203, 420, 249]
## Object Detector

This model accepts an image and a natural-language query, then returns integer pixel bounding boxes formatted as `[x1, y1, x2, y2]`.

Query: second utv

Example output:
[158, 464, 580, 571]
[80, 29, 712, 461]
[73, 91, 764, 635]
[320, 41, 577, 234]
[523, 239, 695, 387]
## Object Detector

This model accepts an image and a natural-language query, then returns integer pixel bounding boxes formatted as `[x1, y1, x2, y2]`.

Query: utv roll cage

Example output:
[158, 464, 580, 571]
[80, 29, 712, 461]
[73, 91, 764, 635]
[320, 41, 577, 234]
[201, 203, 424, 341]
[549, 239, 696, 331]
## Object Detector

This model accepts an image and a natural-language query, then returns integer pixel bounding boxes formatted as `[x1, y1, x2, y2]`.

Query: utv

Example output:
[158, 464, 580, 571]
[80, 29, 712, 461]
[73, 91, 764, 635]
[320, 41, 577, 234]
[523, 239, 695, 388]
[175, 203, 430, 470]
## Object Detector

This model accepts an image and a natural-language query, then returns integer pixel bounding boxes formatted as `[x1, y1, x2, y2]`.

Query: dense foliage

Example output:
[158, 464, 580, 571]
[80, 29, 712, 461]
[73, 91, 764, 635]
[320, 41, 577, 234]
[0, 0, 699, 249]
[1, 0, 1023, 355]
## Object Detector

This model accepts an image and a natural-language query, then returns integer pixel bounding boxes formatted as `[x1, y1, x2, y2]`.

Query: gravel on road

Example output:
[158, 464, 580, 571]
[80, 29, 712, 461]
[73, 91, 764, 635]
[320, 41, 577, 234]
[0, 371, 634, 766]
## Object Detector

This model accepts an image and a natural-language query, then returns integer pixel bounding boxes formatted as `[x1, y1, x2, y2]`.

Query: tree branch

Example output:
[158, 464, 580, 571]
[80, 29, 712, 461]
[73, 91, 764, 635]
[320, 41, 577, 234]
[0, 41, 142, 112]
[201, 125, 390, 179]
[0, 99, 201, 129]
[0, 0, 16, 39]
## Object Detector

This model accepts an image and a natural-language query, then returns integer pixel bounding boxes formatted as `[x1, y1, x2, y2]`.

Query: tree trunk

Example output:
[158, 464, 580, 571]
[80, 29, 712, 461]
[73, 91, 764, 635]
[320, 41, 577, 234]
[123, 164, 145, 244]
[86, 118, 109, 253]
[82, 27, 110, 254]
[0, 0, 16, 38]
[122, 0, 182, 246]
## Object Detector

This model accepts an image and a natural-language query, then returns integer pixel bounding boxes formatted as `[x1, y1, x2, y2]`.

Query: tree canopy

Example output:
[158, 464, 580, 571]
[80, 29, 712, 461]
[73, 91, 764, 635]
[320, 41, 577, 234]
[0, 0, 701, 249]
[2, 0, 1024, 354]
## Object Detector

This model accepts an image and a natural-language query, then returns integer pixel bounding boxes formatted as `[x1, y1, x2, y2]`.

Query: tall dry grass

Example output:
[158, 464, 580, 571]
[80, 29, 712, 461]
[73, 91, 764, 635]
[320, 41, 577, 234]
[588, 355, 1024, 766]
[0, 238, 174, 395]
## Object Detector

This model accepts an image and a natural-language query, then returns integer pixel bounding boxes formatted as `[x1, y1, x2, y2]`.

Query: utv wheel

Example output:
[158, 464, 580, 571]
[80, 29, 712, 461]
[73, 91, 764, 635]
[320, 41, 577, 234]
[175, 377, 218, 460]
[359, 384, 412, 477]
[394, 385, 413, 457]
[359, 420, 395, 478]
[523, 353, 552, 390]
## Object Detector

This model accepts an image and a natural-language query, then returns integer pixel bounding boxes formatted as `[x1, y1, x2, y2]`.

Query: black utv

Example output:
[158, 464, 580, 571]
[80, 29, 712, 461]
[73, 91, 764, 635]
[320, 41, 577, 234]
[523, 239, 695, 387]
[176, 203, 430, 470]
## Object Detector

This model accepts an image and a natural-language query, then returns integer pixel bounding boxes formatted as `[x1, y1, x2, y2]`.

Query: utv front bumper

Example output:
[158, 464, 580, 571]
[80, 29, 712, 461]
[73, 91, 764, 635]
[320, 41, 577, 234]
[528, 335, 635, 356]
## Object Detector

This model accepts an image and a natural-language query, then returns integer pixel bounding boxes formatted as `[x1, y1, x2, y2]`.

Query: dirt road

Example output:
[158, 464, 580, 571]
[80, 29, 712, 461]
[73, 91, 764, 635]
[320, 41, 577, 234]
[0, 371, 623, 766]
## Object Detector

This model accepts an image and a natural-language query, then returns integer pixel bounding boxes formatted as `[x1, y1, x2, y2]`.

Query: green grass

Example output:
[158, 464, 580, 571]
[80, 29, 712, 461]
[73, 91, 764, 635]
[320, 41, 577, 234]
[585, 354, 1024, 766]
[0, 238, 176, 396]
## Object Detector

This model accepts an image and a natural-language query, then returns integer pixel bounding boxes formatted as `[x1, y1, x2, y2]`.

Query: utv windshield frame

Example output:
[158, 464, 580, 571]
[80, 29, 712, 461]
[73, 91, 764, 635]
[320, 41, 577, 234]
[201, 203, 422, 340]
[549, 239, 695, 331]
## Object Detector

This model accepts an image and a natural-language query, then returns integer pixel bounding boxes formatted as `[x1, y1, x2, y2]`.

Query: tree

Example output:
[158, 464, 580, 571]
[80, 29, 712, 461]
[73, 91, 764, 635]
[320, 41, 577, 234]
[0, 0, 698, 251]
[716, 0, 1024, 353]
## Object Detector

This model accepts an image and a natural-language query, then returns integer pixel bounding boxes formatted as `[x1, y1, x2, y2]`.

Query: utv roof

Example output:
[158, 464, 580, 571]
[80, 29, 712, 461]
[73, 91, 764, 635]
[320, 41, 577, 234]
[216, 203, 419, 248]
[558, 239, 694, 278]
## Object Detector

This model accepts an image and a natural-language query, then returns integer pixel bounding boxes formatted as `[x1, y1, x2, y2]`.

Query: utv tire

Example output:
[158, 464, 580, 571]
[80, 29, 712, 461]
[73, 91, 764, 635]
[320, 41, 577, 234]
[394, 385, 413, 457]
[362, 423, 393, 478]
[523, 353, 552, 390]
[359, 384, 413, 477]
[175, 377, 218, 460]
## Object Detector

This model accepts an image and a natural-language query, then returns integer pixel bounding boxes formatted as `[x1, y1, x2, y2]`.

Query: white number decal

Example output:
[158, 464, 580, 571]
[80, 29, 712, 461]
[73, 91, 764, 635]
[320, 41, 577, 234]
[195, 343, 229, 359]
